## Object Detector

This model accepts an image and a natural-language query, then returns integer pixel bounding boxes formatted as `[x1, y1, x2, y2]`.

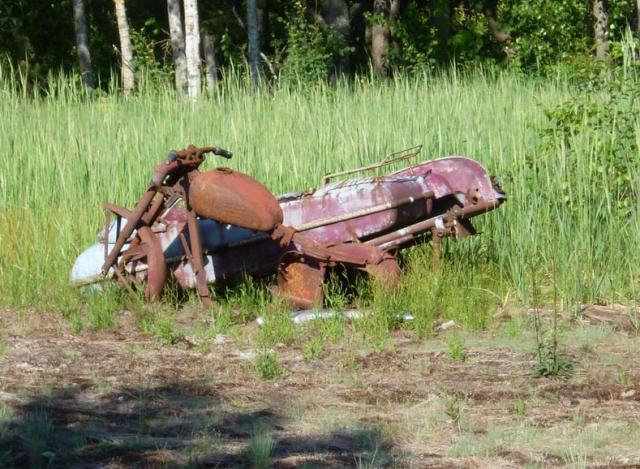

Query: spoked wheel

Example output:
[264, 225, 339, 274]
[120, 226, 167, 301]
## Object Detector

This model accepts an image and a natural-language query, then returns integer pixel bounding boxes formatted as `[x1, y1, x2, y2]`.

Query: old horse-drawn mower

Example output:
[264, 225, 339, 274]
[71, 144, 505, 308]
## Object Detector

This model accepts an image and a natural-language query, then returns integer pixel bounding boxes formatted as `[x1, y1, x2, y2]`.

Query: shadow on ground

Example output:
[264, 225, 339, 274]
[0, 381, 394, 468]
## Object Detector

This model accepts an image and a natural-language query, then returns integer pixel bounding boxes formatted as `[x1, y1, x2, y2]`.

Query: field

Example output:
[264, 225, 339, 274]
[0, 68, 639, 467]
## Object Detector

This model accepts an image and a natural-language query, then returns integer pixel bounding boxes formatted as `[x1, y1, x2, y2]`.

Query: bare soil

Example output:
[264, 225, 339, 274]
[0, 309, 639, 468]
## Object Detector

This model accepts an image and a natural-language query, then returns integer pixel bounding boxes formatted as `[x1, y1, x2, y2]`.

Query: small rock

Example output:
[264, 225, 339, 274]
[493, 308, 512, 320]
[621, 389, 636, 399]
[237, 350, 255, 360]
[437, 320, 456, 332]
[213, 334, 229, 344]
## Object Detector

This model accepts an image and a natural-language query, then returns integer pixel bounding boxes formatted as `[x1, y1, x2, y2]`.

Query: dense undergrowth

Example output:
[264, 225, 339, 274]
[0, 66, 638, 343]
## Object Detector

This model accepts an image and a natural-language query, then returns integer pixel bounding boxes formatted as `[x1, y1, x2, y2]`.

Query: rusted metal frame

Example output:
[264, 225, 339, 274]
[277, 252, 327, 309]
[178, 232, 194, 261]
[294, 191, 434, 232]
[322, 145, 423, 185]
[137, 225, 167, 300]
[131, 189, 434, 269]
[186, 209, 213, 306]
[180, 175, 213, 307]
[103, 192, 167, 276]
[176, 190, 436, 258]
[104, 203, 132, 220]
[103, 208, 111, 264]
[116, 236, 141, 282]
[101, 189, 155, 274]
[136, 194, 167, 229]
[366, 199, 500, 249]
[431, 228, 442, 269]
[113, 266, 138, 297]
[102, 158, 186, 275]
[376, 233, 416, 252]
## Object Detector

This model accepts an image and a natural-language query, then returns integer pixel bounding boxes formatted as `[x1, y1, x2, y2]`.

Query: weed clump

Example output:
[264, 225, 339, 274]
[254, 352, 286, 380]
[447, 333, 467, 361]
[532, 308, 574, 378]
[443, 394, 464, 427]
[512, 397, 527, 417]
[301, 334, 325, 361]
[248, 420, 274, 469]
[82, 286, 127, 331]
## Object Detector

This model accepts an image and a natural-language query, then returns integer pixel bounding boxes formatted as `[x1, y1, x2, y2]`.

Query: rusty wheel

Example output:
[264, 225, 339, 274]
[122, 226, 167, 301]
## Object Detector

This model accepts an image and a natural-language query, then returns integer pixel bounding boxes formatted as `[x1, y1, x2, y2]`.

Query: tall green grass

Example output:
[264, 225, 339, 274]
[0, 67, 638, 318]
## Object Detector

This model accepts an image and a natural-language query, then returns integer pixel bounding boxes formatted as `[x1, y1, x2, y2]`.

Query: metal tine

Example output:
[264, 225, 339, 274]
[321, 145, 423, 186]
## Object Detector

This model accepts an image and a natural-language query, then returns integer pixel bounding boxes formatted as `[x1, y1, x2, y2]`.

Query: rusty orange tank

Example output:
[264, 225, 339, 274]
[189, 167, 283, 232]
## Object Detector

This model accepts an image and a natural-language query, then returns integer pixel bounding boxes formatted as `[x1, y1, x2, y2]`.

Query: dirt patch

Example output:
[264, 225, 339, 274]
[0, 310, 639, 467]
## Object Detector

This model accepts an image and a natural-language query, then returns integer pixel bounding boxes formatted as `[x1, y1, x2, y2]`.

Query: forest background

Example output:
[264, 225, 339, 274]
[3, 0, 640, 92]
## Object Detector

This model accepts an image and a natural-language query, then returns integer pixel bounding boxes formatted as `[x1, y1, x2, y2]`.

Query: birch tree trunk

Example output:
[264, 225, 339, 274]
[636, 0, 640, 33]
[72, 0, 94, 88]
[114, 0, 135, 95]
[183, 0, 201, 100]
[167, 0, 187, 94]
[202, 34, 218, 92]
[593, 0, 610, 60]
[247, 0, 261, 87]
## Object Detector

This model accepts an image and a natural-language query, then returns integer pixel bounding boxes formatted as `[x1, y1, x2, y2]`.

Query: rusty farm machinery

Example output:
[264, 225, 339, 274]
[71, 144, 505, 309]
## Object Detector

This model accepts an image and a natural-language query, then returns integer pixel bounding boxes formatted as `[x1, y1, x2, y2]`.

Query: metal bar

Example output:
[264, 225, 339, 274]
[103, 209, 111, 263]
[186, 207, 212, 307]
[113, 267, 137, 298]
[366, 199, 499, 248]
[101, 189, 156, 274]
[322, 145, 422, 185]
[295, 191, 434, 232]
[432, 228, 441, 269]
[175, 190, 434, 256]
[377, 233, 417, 251]
[141, 194, 165, 226]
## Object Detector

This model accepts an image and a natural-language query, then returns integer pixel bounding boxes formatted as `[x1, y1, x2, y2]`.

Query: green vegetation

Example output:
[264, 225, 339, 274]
[444, 394, 464, 427]
[248, 420, 274, 469]
[512, 397, 527, 417]
[0, 63, 638, 346]
[447, 333, 468, 361]
[254, 351, 286, 380]
[21, 408, 55, 468]
[0, 404, 11, 440]
[3, 0, 639, 84]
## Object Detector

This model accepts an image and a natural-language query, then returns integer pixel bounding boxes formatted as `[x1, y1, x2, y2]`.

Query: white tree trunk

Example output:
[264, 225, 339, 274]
[247, 0, 261, 87]
[114, 0, 135, 95]
[183, 0, 201, 100]
[202, 33, 218, 92]
[72, 0, 94, 87]
[167, 0, 187, 94]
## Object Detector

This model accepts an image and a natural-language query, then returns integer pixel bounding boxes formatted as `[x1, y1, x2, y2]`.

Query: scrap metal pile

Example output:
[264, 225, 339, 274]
[71, 144, 505, 308]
